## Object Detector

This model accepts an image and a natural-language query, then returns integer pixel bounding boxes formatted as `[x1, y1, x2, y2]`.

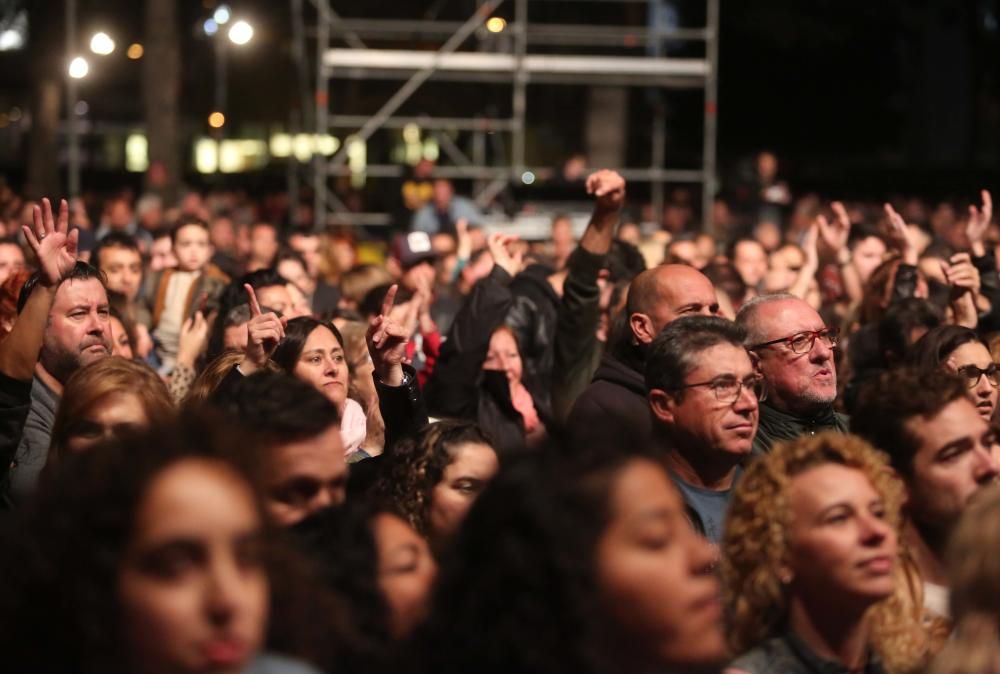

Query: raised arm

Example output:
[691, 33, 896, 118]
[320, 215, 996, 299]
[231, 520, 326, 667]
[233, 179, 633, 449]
[1, 198, 80, 380]
[367, 284, 428, 454]
[551, 170, 626, 422]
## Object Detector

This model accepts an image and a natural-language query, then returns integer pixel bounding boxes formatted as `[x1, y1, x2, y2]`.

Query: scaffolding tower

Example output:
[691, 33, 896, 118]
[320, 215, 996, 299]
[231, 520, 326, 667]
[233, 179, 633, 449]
[297, 0, 720, 232]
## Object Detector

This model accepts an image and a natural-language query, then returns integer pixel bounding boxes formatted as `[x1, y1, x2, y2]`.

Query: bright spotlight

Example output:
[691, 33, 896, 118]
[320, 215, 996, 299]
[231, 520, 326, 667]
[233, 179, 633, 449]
[486, 17, 507, 33]
[68, 57, 90, 79]
[89, 32, 115, 55]
[208, 112, 226, 129]
[213, 5, 231, 25]
[521, 171, 536, 185]
[203, 18, 219, 36]
[228, 19, 253, 45]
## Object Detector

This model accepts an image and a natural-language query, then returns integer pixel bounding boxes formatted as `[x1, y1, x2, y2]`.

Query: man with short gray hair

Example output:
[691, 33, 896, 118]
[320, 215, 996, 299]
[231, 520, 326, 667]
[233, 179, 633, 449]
[646, 315, 761, 542]
[735, 293, 848, 453]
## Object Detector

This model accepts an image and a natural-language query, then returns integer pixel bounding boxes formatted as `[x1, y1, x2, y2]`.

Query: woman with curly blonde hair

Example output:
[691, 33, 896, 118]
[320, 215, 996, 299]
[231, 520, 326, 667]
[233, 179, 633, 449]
[723, 432, 937, 674]
[373, 419, 498, 555]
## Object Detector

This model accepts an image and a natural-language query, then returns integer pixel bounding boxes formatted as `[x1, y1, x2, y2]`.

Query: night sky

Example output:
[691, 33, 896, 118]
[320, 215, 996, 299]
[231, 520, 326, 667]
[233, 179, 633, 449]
[0, 0, 996, 199]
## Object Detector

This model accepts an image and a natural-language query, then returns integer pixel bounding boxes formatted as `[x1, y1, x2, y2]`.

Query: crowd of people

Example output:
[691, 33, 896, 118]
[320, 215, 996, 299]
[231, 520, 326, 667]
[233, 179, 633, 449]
[2, 162, 1000, 674]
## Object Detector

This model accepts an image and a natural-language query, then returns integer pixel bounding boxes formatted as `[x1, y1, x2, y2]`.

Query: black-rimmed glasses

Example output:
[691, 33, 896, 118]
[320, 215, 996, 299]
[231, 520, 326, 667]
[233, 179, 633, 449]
[957, 363, 1000, 389]
[749, 327, 839, 354]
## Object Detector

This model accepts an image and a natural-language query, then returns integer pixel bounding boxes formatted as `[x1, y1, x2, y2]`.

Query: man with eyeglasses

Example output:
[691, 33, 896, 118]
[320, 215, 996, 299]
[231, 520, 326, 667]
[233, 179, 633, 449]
[567, 262, 720, 451]
[735, 293, 848, 454]
[853, 368, 1000, 619]
[646, 316, 760, 543]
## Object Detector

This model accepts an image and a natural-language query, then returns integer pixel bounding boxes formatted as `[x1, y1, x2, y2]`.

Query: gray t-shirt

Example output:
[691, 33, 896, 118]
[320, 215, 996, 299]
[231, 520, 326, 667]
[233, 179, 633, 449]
[671, 472, 737, 544]
[7, 375, 59, 505]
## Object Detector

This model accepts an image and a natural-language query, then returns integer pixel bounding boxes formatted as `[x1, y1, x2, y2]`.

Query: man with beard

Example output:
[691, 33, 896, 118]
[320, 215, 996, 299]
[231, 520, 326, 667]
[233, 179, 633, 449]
[853, 368, 1000, 618]
[5, 253, 112, 505]
[735, 293, 848, 453]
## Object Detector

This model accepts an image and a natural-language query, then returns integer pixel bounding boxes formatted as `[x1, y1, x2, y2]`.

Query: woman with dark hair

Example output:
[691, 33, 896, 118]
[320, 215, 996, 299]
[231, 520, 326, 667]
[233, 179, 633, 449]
[723, 432, 938, 674]
[374, 419, 498, 555]
[425, 233, 550, 454]
[269, 316, 367, 455]
[0, 421, 332, 674]
[292, 499, 437, 672]
[46, 356, 174, 467]
[235, 284, 427, 461]
[411, 448, 724, 674]
[908, 325, 999, 420]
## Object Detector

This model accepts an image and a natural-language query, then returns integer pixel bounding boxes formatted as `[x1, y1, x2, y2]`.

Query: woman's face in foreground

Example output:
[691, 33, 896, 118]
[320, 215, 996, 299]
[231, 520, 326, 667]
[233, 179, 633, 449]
[118, 459, 269, 674]
[595, 459, 726, 669]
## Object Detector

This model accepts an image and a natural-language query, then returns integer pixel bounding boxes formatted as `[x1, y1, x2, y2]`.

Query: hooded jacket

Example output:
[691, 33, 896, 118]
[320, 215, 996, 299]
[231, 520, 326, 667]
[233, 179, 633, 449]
[564, 350, 652, 452]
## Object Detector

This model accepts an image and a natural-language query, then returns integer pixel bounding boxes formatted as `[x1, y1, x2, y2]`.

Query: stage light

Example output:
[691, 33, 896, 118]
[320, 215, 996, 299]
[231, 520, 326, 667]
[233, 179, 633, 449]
[486, 17, 506, 33]
[208, 111, 226, 128]
[127, 43, 144, 59]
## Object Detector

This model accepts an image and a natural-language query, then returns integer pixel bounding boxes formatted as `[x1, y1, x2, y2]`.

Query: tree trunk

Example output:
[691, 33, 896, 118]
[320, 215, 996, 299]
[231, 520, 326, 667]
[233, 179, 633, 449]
[143, 0, 181, 203]
[25, 2, 63, 199]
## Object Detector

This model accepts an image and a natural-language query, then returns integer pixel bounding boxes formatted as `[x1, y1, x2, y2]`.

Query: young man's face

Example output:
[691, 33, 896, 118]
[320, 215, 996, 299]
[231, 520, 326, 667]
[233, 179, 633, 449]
[904, 397, 1000, 541]
[173, 225, 213, 272]
[98, 245, 143, 301]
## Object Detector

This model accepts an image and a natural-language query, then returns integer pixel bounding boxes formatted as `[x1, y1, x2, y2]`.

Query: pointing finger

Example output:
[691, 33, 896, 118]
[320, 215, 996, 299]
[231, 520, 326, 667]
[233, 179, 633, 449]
[244, 284, 262, 317]
[381, 284, 398, 319]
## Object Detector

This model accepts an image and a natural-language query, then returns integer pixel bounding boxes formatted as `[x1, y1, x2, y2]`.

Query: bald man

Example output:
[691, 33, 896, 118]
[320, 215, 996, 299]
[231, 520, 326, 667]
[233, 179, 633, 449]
[565, 264, 720, 451]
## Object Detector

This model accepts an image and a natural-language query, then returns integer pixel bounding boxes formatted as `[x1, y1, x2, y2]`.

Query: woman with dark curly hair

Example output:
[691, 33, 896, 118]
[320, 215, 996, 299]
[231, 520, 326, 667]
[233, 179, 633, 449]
[373, 418, 498, 555]
[723, 432, 939, 674]
[0, 420, 335, 674]
[292, 499, 437, 672]
[411, 448, 724, 674]
[908, 324, 999, 420]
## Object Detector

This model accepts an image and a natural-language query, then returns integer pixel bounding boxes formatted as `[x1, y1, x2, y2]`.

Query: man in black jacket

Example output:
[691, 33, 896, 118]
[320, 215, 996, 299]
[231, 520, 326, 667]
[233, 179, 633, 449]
[736, 293, 848, 453]
[565, 262, 720, 452]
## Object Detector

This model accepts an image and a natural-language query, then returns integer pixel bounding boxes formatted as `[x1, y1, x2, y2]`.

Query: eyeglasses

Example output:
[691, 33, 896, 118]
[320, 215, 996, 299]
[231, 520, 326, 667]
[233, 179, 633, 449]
[676, 373, 766, 404]
[957, 363, 1000, 389]
[750, 326, 840, 354]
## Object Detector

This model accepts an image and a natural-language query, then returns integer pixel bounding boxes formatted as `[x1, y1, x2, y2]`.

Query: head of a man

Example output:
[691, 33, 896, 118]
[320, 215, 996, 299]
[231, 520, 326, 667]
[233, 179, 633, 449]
[286, 227, 322, 280]
[221, 371, 347, 527]
[626, 264, 719, 345]
[432, 179, 455, 211]
[250, 222, 279, 267]
[730, 238, 768, 289]
[276, 249, 315, 296]
[852, 368, 1000, 549]
[93, 233, 142, 301]
[646, 316, 759, 461]
[18, 262, 112, 385]
[737, 294, 838, 416]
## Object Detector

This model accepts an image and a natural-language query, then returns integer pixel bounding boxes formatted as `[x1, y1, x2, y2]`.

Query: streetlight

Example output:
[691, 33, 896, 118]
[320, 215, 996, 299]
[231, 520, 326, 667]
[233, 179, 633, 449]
[227, 20, 253, 45]
[213, 5, 231, 25]
[68, 56, 89, 79]
[89, 31, 114, 55]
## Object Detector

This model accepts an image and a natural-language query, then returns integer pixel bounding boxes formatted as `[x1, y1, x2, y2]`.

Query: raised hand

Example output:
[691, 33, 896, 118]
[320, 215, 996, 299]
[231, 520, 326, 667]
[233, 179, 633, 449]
[177, 311, 209, 368]
[242, 283, 285, 372]
[816, 201, 851, 253]
[883, 203, 918, 265]
[586, 169, 626, 213]
[366, 284, 414, 386]
[942, 252, 981, 298]
[966, 189, 992, 256]
[487, 232, 523, 278]
[456, 217, 472, 261]
[22, 197, 79, 287]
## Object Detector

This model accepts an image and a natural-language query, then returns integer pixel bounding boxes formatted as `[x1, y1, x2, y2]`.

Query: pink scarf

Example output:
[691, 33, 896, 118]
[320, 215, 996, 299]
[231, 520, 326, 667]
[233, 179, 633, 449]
[340, 398, 368, 457]
[510, 381, 540, 433]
